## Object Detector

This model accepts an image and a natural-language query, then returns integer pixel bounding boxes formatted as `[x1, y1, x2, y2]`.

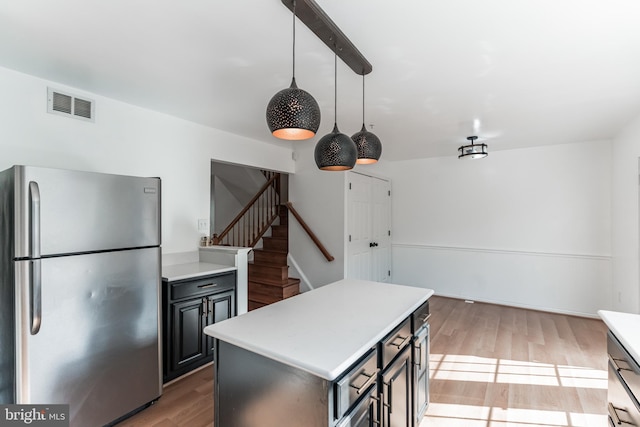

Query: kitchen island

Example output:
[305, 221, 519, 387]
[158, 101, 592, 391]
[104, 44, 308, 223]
[204, 278, 434, 427]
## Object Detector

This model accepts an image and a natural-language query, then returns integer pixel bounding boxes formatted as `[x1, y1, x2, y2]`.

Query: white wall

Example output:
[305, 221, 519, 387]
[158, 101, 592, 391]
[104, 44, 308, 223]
[386, 140, 612, 316]
[0, 66, 295, 255]
[288, 142, 347, 287]
[612, 113, 640, 314]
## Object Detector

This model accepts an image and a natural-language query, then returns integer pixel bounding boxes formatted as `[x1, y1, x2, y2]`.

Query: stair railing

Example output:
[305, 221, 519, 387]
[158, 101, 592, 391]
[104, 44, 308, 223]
[212, 174, 281, 247]
[285, 202, 334, 262]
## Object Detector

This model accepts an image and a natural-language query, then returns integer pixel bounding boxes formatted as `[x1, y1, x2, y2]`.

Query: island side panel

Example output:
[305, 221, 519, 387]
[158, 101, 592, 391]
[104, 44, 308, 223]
[214, 340, 331, 427]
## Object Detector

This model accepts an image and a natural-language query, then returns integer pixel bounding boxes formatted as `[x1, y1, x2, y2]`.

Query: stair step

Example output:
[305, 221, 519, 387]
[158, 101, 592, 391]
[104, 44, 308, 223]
[249, 279, 300, 302]
[262, 236, 288, 251]
[248, 262, 288, 281]
[271, 225, 288, 238]
[248, 300, 267, 311]
[253, 249, 288, 265]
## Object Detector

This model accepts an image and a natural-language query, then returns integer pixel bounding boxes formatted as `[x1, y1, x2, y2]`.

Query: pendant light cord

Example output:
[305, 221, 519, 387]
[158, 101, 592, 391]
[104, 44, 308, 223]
[362, 74, 365, 125]
[292, 0, 296, 79]
[334, 45, 337, 125]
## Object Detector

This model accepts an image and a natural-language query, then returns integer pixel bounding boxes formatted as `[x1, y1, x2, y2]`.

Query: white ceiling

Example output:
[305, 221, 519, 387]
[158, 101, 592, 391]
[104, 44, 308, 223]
[2, 0, 640, 161]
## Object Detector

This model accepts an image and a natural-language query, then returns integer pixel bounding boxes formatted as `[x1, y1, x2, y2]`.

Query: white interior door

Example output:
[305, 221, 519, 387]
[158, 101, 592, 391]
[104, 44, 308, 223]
[371, 177, 391, 282]
[347, 172, 391, 282]
[347, 172, 373, 280]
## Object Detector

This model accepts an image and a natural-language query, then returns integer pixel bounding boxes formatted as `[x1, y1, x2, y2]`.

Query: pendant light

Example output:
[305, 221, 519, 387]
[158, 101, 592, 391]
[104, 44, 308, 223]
[314, 45, 357, 171]
[352, 74, 382, 164]
[266, 0, 321, 140]
[458, 136, 488, 159]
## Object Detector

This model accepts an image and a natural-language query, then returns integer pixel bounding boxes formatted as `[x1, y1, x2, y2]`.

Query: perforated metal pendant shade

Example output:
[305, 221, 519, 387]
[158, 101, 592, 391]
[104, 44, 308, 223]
[266, 0, 321, 140]
[315, 123, 357, 171]
[267, 77, 321, 140]
[352, 124, 382, 164]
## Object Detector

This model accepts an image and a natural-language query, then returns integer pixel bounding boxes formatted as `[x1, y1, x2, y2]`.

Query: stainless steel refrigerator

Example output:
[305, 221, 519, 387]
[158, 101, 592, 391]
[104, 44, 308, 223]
[0, 165, 162, 426]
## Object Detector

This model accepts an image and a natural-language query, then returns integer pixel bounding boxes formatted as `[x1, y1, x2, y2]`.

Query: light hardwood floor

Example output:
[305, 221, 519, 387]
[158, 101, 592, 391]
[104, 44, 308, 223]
[117, 296, 608, 427]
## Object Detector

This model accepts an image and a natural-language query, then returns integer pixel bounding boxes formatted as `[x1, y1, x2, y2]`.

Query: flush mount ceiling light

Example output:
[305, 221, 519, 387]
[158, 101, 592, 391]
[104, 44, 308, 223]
[314, 47, 357, 171]
[266, 0, 321, 140]
[458, 136, 488, 159]
[352, 74, 381, 164]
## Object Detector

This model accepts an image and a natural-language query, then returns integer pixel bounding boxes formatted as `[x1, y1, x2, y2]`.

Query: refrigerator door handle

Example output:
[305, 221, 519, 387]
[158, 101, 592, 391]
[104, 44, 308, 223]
[29, 181, 42, 334]
[29, 181, 41, 258]
[30, 259, 42, 335]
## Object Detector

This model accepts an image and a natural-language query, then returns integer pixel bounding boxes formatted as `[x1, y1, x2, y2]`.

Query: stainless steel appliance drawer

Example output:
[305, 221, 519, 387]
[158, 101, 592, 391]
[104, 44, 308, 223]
[381, 317, 412, 367]
[608, 331, 640, 404]
[170, 271, 236, 300]
[335, 347, 378, 420]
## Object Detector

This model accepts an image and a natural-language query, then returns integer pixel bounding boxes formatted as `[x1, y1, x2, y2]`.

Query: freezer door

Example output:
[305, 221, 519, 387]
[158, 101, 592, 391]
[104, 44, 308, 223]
[15, 247, 162, 426]
[12, 165, 160, 257]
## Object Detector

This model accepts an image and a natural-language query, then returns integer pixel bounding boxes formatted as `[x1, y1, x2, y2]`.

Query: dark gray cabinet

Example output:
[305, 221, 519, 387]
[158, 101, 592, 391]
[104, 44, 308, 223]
[212, 296, 429, 427]
[607, 331, 640, 425]
[163, 271, 236, 382]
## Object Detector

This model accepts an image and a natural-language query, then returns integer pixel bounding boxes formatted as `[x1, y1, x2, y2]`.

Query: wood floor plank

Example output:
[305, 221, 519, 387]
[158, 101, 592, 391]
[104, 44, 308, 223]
[117, 295, 608, 427]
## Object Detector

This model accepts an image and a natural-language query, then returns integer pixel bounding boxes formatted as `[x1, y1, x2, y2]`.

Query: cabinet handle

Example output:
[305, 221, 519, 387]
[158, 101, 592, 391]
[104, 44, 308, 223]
[609, 355, 636, 373]
[415, 346, 422, 370]
[384, 380, 393, 414]
[388, 334, 411, 349]
[202, 298, 208, 316]
[608, 402, 633, 425]
[419, 313, 431, 322]
[198, 283, 219, 289]
[350, 369, 378, 395]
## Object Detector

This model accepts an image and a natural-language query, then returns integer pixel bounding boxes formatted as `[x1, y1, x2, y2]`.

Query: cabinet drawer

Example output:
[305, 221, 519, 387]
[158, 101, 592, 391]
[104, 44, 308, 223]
[412, 300, 430, 333]
[335, 347, 378, 420]
[608, 331, 640, 405]
[170, 272, 236, 301]
[381, 317, 412, 368]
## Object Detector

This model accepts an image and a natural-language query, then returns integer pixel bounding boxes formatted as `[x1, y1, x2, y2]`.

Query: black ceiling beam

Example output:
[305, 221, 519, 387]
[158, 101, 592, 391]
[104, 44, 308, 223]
[281, 0, 373, 75]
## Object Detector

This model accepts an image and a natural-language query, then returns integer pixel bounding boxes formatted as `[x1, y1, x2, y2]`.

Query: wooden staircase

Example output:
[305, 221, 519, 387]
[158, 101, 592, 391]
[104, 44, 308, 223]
[248, 204, 300, 310]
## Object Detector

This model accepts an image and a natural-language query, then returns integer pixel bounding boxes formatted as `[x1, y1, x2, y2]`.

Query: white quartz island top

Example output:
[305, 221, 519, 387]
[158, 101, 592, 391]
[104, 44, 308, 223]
[162, 262, 236, 282]
[204, 279, 434, 381]
[598, 310, 640, 365]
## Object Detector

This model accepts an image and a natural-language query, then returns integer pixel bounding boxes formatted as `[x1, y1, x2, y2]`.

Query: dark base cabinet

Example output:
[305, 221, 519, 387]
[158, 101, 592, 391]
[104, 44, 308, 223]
[163, 271, 236, 383]
[212, 299, 429, 427]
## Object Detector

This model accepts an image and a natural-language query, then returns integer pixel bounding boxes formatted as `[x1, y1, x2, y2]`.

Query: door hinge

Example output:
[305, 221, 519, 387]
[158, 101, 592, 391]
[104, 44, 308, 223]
[388, 270, 391, 276]
[388, 230, 391, 236]
[349, 235, 352, 242]
[388, 190, 391, 196]
[349, 182, 352, 190]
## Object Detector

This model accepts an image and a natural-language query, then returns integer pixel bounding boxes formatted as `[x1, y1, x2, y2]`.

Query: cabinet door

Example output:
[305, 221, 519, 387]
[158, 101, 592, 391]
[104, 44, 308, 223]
[414, 325, 430, 424]
[382, 346, 412, 427]
[171, 297, 207, 372]
[205, 290, 236, 357]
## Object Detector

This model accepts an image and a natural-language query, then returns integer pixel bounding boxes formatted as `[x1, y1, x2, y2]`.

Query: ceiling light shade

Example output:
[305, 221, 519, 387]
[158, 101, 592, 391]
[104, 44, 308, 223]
[266, 0, 320, 140]
[315, 47, 357, 171]
[353, 74, 381, 164]
[353, 124, 382, 165]
[267, 78, 321, 140]
[458, 136, 488, 159]
[315, 123, 357, 170]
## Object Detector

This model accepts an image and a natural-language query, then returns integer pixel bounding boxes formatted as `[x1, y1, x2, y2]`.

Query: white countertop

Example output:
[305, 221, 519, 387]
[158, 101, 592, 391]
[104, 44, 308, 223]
[162, 262, 236, 281]
[204, 279, 434, 380]
[598, 310, 640, 364]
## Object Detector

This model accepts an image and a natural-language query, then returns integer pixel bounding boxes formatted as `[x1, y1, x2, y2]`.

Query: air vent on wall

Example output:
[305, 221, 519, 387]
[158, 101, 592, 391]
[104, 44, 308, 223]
[47, 87, 95, 122]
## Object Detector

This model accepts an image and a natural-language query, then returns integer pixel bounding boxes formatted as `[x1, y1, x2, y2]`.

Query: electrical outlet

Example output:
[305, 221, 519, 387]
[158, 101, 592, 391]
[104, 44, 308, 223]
[197, 218, 209, 233]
